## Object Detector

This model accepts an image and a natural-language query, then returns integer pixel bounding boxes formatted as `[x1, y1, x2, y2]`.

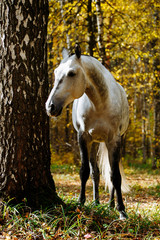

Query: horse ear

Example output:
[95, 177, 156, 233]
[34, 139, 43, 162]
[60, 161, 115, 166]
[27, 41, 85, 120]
[62, 48, 69, 59]
[75, 43, 81, 59]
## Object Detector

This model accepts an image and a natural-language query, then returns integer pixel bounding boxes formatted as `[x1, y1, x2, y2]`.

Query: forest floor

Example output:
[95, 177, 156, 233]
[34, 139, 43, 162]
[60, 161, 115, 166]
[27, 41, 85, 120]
[53, 164, 160, 239]
[0, 164, 160, 239]
[53, 164, 160, 211]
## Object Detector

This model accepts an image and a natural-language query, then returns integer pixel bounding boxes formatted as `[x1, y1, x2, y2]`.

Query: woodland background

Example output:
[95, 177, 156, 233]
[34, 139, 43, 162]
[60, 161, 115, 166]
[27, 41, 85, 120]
[47, 0, 160, 168]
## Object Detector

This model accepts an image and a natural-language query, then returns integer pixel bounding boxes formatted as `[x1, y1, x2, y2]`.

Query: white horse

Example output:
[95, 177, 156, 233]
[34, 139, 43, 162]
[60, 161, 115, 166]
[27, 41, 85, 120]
[46, 44, 129, 219]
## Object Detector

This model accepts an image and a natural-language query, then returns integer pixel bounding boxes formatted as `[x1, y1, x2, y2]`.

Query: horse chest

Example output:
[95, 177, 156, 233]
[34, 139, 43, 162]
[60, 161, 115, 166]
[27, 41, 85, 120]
[85, 116, 113, 142]
[73, 98, 120, 142]
[88, 127, 107, 142]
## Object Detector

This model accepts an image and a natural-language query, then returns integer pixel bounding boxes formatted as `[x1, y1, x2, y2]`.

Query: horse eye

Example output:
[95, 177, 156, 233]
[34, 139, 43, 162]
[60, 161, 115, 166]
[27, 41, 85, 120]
[68, 71, 76, 77]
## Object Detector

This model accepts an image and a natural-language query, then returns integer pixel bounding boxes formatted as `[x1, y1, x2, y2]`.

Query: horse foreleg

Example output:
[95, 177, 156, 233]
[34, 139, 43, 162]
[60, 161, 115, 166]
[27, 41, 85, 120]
[90, 143, 100, 205]
[110, 140, 128, 220]
[78, 132, 90, 204]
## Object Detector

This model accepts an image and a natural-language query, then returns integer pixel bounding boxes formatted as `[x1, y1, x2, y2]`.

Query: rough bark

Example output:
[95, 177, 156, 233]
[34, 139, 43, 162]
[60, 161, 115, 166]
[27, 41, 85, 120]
[0, 0, 62, 209]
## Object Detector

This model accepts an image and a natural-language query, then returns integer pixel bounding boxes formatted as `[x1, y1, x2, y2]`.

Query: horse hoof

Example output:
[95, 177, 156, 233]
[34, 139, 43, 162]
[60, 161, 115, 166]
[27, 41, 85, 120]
[119, 210, 128, 220]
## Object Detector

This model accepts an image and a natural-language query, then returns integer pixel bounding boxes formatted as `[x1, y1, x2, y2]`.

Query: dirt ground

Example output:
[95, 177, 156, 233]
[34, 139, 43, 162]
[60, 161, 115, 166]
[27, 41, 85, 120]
[53, 170, 160, 213]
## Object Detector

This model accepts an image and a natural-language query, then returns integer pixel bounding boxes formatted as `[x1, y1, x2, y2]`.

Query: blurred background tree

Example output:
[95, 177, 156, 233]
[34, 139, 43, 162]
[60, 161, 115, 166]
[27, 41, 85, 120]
[47, 0, 160, 169]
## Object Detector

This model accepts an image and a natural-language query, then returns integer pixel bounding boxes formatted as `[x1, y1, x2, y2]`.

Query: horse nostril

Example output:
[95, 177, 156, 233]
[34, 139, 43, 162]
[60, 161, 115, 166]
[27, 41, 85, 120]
[47, 103, 62, 117]
[50, 104, 55, 114]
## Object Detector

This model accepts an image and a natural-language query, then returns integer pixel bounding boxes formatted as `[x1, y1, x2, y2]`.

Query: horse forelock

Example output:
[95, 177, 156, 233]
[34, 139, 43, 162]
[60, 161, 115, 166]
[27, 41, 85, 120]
[61, 53, 92, 64]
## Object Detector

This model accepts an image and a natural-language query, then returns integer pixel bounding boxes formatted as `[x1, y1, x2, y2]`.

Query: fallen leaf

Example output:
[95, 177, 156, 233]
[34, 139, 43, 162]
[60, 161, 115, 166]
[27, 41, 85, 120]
[84, 233, 92, 239]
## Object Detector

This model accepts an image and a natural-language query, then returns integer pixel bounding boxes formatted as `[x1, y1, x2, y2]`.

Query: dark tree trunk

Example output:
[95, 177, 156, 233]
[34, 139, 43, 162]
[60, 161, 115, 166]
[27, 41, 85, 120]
[87, 0, 96, 56]
[0, 0, 62, 209]
[153, 95, 160, 169]
[152, 9, 160, 169]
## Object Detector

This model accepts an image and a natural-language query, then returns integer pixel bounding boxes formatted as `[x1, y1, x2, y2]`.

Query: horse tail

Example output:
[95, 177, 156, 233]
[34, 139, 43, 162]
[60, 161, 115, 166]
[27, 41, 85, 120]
[98, 142, 130, 194]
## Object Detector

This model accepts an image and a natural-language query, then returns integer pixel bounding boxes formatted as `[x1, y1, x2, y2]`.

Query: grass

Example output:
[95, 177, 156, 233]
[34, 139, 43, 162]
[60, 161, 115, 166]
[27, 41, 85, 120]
[0, 200, 159, 239]
[0, 164, 160, 239]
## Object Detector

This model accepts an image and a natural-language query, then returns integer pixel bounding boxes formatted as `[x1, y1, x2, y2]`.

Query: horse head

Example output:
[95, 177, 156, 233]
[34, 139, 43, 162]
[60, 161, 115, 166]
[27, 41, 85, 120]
[46, 44, 86, 117]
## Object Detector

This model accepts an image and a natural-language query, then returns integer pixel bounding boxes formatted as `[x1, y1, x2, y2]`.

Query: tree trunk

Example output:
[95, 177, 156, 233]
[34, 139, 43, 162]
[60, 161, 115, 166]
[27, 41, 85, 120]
[87, 0, 96, 56]
[152, 8, 160, 169]
[0, 0, 62, 209]
[60, 0, 71, 50]
[95, 0, 106, 66]
[153, 95, 160, 168]
[141, 90, 147, 164]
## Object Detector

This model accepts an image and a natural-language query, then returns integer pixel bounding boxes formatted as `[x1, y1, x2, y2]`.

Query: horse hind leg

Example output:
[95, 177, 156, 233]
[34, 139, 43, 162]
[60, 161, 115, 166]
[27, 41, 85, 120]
[108, 186, 115, 208]
[90, 142, 100, 205]
[109, 139, 128, 220]
[78, 132, 90, 204]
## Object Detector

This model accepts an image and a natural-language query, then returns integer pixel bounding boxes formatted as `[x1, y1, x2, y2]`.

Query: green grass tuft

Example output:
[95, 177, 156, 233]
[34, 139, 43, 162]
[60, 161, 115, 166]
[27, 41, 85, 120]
[0, 198, 159, 239]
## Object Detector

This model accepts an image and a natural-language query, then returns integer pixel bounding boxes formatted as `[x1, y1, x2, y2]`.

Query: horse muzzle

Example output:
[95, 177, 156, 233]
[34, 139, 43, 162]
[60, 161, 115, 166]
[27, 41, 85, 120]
[46, 103, 63, 117]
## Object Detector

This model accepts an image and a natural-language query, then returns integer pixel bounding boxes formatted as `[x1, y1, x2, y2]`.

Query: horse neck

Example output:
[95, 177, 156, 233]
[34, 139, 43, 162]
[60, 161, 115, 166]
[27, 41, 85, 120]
[82, 56, 109, 110]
